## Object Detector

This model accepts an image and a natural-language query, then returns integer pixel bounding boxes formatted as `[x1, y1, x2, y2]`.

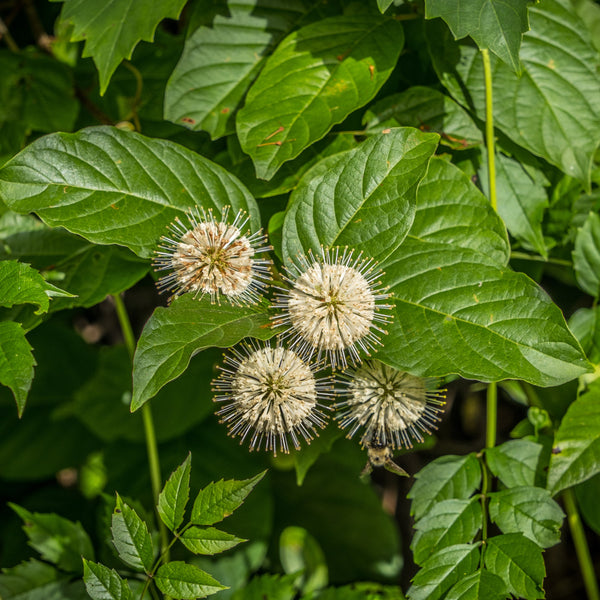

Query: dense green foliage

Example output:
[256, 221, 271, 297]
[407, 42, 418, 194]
[0, 0, 600, 599]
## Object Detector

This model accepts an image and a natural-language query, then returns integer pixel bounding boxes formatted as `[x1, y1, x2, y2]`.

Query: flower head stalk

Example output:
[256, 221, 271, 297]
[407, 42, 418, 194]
[153, 206, 272, 305]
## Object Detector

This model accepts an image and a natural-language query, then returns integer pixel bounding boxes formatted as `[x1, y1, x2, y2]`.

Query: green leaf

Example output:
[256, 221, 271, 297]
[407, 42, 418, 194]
[0, 321, 35, 416]
[158, 453, 192, 532]
[9, 504, 94, 573]
[485, 439, 545, 488]
[191, 471, 266, 526]
[83, 559, 132, 600]
[377, 0, 396, 13]
[547, 383, 600, 494]
[282, 128, 439, 264]
[488, 487, 564, 548]
[363, 87, 482, 150]
[0, 559, 76, 600]
[180, 526, 246, 555]
[131, 296, 275, 410]
[484, 534, 545, 600]
[0, 126, 260, 259]
[165, 0, 307, 139]
[111, 494, 154, 573]
[573, 211, 600, 297]
[237, 15, 404, 179]
[444, 569, 509, 600]
[408, 454, 482, 521]
[57, 0, 187, 94]
[576, 473, 600, 535]
[479, 151, 548, 258]
[569, 307, 600, 364]
[425, 0, 531, 73]
[231, 573, 297, 600]
[154, 561, 227, 599]
[294, 424, 343, 486]
[407, 544, 480, 600]
[429, 0, 600, 185]
[411, 498, 482, 565]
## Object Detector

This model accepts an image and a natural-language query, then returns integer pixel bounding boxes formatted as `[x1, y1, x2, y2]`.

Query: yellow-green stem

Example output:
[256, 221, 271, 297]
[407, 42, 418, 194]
[481, 48, 497, 213]
[486, 382, 497, 449]
[123, 61, 143, 132]
[564, 488, 600, 600]
[478, 453, 490, 567]
[112, 294, 170, 566]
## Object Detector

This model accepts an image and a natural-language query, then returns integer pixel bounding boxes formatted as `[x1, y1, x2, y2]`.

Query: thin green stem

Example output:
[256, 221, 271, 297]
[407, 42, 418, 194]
[112, 294, 171, 569]
[481, 48, 497, 213]
[486, 382, 497, 449]
[510, 251, 572, 267]
[123, 61, 143, 132]
[478, 452, 490, 567]
[564, 488, 600, 600]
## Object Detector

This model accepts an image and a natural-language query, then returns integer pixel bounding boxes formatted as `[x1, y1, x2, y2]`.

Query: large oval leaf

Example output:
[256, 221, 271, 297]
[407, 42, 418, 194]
[0, 126, 260, 258]
[131, 296, 275, 410]
[282, 128, 439, 264]
[236, 15, 404, 179]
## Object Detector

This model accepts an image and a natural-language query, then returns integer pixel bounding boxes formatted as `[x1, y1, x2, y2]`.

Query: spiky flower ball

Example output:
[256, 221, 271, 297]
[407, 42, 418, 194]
[336, 360, 446, 449]
[212, 341, 332, 455]
[272, 247, 392, 370]
[153, 206, 272, 305]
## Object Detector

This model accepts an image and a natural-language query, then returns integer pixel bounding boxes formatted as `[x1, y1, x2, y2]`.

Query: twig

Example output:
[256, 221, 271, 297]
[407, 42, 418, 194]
[0, 16, 18, 51]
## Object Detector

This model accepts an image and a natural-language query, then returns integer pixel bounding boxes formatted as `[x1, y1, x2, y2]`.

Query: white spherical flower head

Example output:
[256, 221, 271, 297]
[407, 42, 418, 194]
[213, 342, 332, 455]
[273, 247, 392, 370]
[336, 360, 446, 449]
[153, 206, 272, 305]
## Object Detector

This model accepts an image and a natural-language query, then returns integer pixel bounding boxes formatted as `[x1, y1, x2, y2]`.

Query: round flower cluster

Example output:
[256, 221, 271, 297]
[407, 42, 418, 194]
[153, 206, 446, 465]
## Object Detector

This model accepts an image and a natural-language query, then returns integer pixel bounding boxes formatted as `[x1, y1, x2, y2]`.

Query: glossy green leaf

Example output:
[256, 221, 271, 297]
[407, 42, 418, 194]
[484, 534, 545, 600]
[83, 560, 132, 600]
[191, 471, 266, 526]
[10, 504, 94, 573]
[547, 383, 600, 494]
[158, 453, 191, 532]
[411, 498, 482, 565]
[485, 439, 545, 488]
[0, 126, 260, 259]
[425, 0, 530, 72]
[573, 211, 600, 297]
[154, 561, 226, 599]
[165, 0, 306, 139]
[488, 487, 564, 548]
[363, 87, 482, 150]
[0, 321, 35, 416]
[569, 307, 600, 364]
[408, 454, 481, 521]
[0, 559, 78, 600]
[444, 569, 509, 600]
[237, 15, 404, 179]
[231, 574, 297, 600]
[131, 296, 275, 410]
[180, 526, 246, 555]
[56, 0, 187, 94]
[429, 0, 600, 185]
[407, 544, 480, 600]
[282, 128, 439, 264]
[111, 494, 154, 573]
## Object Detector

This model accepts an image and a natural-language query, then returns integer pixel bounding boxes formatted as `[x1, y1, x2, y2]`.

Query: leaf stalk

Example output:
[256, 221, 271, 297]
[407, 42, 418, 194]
[481, 48, 497, 213]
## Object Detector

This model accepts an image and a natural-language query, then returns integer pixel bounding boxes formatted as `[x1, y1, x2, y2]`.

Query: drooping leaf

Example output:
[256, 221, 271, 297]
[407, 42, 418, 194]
[408, 454, 482, 521]
[573, 211, 600, 297]
[429, 0, 600, 185]
[411, 498, 482, 565]
[444, 569, 509, 600]
[111, 494, 154, 573]
[165, 0, 307, 139]
[488, 487, 564, 548]
[282, 128, 439, 264]
[547, 383, 600, 494]
[484, 534, 545, 600]
[131, 296, 275, 410]
[407, 543, 480, 600]
[485, 439, 545, 488]
[158, 453, 192, 532]
[425, 0, 531, 72]
[0, 559, 77, 600]
[56, 0, 188, 94]
[0, 126, 260, 259]
[9, 504, 94, 574]
[363, 87, 482, 150]
[154, 561, 226, 599]
[180, 526, 246, 555]
[83, 560, 132, 600]
[191, 471, 266, 526]
[237, 15, 404, 179]
[0, 321, 35, 416]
